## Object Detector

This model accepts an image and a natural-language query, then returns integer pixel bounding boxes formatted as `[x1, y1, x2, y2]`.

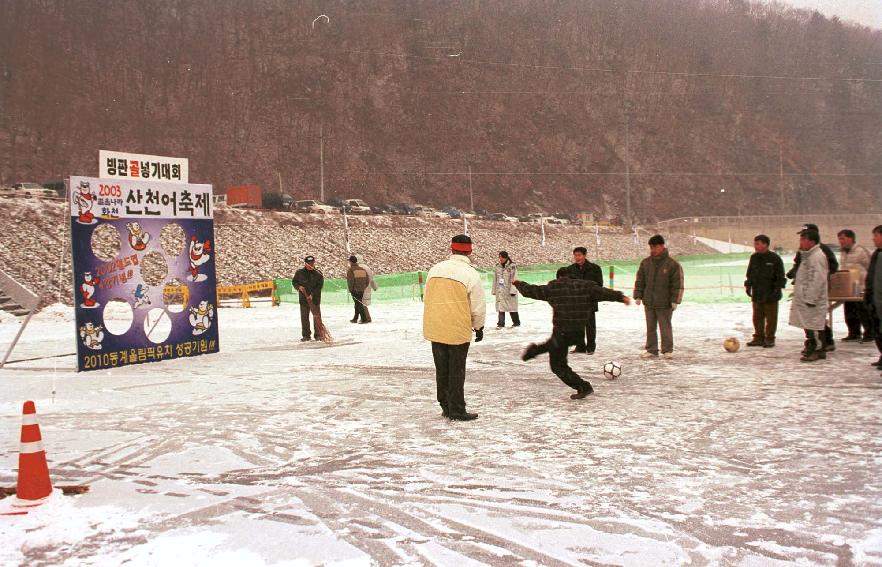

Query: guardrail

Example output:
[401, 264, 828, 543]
[216, 280, 277, 308]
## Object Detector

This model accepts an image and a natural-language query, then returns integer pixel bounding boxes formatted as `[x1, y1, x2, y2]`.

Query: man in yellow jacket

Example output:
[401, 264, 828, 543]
[423, 234, 487, 421]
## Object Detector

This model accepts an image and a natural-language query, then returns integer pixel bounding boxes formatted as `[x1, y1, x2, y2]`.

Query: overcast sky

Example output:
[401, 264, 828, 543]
[775, 0, 882, 30]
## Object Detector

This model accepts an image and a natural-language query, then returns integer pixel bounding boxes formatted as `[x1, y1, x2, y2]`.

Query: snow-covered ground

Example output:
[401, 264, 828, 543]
[1, 299, 881, 566]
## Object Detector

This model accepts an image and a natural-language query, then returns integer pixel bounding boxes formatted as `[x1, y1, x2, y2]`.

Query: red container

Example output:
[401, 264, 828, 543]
[226, 185, 262, 208]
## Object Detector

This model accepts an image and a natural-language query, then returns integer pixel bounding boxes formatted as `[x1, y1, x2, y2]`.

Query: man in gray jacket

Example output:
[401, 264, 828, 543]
[634, 234, 684, 359]
[789, 229, 830, 362]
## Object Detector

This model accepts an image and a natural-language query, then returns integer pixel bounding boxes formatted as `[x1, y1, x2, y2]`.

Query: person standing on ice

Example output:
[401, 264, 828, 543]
[837, 229, 873, 343]
[634, 234, 684, 359]
[492, 251, 520, 328]
[864, 225, 882, 370]
[354, 254, 378, 313]
[786, 223, 838, 351]
[789, 228, 830, 362]
[515, 268, 631, 399]
[293, 255, 324, 341]
[423, 234, 486, 421]
[744, 234, 786, 348]
[346, 255, 371, 324]
[565, 246, 603, 354]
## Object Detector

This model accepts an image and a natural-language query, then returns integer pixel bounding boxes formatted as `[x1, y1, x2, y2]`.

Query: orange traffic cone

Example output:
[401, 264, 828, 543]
[13, 401, 53, 507]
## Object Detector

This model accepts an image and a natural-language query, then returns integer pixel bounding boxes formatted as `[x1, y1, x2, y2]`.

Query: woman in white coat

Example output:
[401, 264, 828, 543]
[789, 230, 829, 362]
[492, 251, 520, 327]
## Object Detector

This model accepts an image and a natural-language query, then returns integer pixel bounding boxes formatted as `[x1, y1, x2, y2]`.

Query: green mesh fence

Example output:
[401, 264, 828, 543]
[275, 253, 766, 306]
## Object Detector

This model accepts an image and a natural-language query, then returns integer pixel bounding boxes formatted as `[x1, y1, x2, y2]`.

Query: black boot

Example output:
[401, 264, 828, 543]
[570, 383, 594, 399]
[497, 312, 505, 328]
[511, 312, 521, 327]
[448, 412, 478, 421]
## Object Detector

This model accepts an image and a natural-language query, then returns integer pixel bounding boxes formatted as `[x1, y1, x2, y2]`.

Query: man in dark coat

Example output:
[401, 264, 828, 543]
[292, 255, 324, 341]
[515, 268, 631, 399]
[744, 234, 786, 347]
[786, 223, 839, 351]
[565, 246, 604, 354]
[865, 225, 882, 369]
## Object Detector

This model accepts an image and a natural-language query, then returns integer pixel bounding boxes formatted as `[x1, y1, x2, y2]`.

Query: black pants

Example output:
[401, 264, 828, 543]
[804, 328, 828, 352]
[497, 312, 521, 326]
[870, 302, 882, 355]
[351, 291, 370, 322]
[431, 342, 470, 415]
[844, 301, 874, 338]
[533, 327, 592, 392]
[299, 301, 322, 339]
[574, 311, 597, 352]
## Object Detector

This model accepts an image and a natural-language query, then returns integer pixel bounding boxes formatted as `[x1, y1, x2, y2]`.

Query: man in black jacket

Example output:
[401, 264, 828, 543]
[514, 268, 631, 399]
[786, 223, 839, 351]
[293, 255, 325, 341]
[865, 225, 882, 368]
[744, 234, 786, 347]
[565, 246, 604, 354]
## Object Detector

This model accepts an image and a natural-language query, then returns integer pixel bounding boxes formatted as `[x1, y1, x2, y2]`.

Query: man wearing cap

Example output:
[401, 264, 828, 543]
[837, 229, 873, 342]
[346, 255, 371, 324]
[789, 229, 830, 361]
[292, 256, 324, 341]
[423, 235, 486, 421]
[787, 223, 839, 350]
[634, 234, 684, 359]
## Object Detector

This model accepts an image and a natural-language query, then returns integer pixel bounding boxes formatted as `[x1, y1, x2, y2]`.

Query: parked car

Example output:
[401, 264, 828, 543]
[294, 199, 336, 213]
[326, 197, 346, 210]
[490, 212, 519, 222]
[390, 203, 416, 215]
[42, 180, 65, 197]
[441, 206, 462, 219]
[370, 203, 393, 214]
[12, 182, 55, 198]
[343, 199, 371, 214]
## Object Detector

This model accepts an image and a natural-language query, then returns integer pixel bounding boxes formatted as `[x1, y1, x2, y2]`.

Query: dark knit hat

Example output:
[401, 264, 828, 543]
[304, 255, 315, 264]
[349, 255, 358, 263]
[648, 234, 665, 246]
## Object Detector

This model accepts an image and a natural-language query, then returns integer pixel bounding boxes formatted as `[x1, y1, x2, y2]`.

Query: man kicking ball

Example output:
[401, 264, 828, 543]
[514, 268, 632, 399]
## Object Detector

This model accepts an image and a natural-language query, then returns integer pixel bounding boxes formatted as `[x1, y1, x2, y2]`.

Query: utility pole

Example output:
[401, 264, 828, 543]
[623, 100, 634, 226]
[778, 142, 785, 211]
[278, 172, 283, 194]
[468, 165, 474, 212]
[319, 124, 324, 202]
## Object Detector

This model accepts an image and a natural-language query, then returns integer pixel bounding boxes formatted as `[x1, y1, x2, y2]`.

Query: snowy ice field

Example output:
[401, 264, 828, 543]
[1, 298, 882, 566]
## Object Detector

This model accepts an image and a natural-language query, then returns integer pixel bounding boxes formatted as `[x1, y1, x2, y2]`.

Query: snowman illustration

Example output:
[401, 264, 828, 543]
[74, 180, 98, 225]
[126, 222, 151, 251]
[187, 235, 212, 282]
[79, 272, 101, 308]
[79, 322, 104, 350]
[132, 283, 151, 308]
[188, 300, 214, 335]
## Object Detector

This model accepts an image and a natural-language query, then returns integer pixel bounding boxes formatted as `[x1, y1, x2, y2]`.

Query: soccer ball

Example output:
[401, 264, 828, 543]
[603, 361, 622, 380]
[723, 337, 740, 353]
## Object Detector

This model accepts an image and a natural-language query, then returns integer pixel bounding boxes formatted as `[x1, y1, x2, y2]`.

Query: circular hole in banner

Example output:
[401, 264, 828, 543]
[161, 223, 187, 257]
[91, 224, 121, 262]
[163, 278, 188, 313]
[144, 308, 172, 343]
[102, 298, 133, 335]
[140, 251, 168, 287]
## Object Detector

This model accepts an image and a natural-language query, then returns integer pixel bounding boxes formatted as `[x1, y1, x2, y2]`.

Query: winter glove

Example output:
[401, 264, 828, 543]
[671, 303, 678, 312]
[745, 287, 752, 298]
[474, 327, 484, 342]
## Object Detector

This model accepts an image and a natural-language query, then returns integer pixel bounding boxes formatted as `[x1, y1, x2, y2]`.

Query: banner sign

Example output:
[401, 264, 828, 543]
[70, 176, 218, 372]
[99, 150, 189, 183]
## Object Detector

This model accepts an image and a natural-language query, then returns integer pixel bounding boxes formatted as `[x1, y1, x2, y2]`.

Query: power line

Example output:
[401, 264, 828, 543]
[325, 47, 882, 84]
[359, 171, 882, 177]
